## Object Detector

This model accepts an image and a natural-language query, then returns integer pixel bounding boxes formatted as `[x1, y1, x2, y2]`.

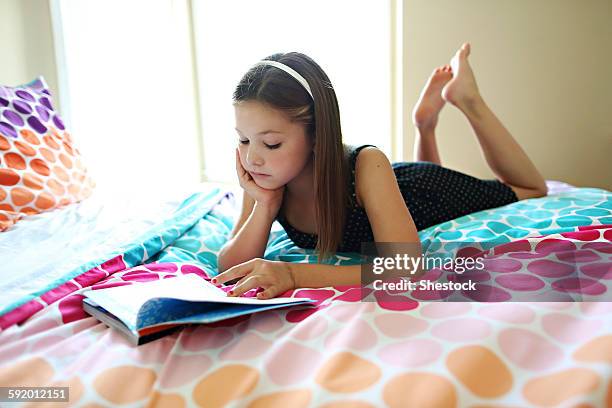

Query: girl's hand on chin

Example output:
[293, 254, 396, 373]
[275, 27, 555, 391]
[212, 258, 296, 299]
[235, 148, 285, 210]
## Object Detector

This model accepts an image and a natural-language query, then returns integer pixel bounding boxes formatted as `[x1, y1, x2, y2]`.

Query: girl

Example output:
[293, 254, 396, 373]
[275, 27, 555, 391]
[215, 43, 547, 299]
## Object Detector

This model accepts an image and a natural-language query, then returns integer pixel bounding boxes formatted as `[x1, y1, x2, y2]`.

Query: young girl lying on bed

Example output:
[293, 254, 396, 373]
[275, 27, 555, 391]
[214, 43, 547, 299]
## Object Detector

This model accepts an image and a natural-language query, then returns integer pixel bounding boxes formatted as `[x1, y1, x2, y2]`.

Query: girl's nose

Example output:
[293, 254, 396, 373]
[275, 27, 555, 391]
[246, 147, 264, 167]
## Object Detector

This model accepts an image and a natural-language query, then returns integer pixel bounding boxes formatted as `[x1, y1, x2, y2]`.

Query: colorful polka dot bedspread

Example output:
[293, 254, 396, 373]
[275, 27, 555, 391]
[0, 181, 610, 407]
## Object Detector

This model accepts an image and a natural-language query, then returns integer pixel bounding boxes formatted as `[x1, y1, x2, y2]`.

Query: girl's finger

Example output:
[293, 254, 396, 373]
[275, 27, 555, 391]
[232, 272, 255, 291]
[213, 260, 253, 285]
[228, 275, 261, 297]
[256, 285, 278, 299]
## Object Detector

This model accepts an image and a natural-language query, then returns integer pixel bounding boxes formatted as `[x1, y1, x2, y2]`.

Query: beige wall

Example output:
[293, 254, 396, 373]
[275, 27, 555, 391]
[404, 0, 612, 190]
[0, 0, 59, 111]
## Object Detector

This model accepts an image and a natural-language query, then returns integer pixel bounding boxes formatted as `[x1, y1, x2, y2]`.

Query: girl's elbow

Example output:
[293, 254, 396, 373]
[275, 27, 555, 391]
[537, 183, 548, 198]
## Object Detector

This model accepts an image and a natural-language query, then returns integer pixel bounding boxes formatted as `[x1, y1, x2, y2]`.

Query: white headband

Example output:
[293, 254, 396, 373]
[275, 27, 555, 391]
[254, 60, 314, 99]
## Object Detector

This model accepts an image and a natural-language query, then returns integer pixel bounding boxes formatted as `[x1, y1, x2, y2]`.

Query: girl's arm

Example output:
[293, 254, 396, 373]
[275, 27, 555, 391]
[355, 147, 421, 244]
[230, 191, 255, 239]
[290, 263, 362, 287]
[217, 192, 278, 272]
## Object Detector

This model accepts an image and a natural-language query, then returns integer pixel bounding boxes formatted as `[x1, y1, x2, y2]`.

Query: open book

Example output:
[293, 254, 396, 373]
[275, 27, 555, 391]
[82, 273, 316, 345]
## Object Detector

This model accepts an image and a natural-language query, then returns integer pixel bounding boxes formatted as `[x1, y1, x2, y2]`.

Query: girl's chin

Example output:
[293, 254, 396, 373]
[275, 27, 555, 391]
[253, 178, 278, 189]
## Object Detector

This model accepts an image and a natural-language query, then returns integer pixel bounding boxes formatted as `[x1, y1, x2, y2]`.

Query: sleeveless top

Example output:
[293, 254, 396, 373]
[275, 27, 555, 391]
[276, 144, 376, 253]
[276, 144, 518, 253]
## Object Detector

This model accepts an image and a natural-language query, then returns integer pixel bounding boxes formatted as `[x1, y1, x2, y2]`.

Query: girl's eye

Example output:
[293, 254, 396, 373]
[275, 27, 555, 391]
[237, 139, 279, 149]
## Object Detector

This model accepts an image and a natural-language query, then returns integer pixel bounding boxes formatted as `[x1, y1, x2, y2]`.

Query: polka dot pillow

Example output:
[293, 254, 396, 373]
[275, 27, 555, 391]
[0, 77, 95, 231]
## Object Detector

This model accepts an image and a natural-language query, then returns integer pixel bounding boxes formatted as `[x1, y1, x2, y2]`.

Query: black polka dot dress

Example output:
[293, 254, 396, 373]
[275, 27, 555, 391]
[276, 144, 518, 253]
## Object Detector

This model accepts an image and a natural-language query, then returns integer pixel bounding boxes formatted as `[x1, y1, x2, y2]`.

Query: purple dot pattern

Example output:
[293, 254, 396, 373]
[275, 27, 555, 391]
[0, 77, 66, 139]
[13, 100, 32, 115]
[39, 96, 53, 110]
[52, 114, 65, 130]
[15, 89, 35, 102]
[27, 116, 47, 134]
[36, 105, 50, 122]
[0, 121, 17, 138]
[3, 109, 25, 127]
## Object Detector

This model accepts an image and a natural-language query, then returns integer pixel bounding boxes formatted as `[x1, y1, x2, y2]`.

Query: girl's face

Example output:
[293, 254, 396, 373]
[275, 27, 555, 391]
[234, 100, 314, 189]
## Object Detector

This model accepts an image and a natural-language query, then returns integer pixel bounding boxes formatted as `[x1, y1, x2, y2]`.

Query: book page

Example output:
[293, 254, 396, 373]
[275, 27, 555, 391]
[83, 273, 314, 318]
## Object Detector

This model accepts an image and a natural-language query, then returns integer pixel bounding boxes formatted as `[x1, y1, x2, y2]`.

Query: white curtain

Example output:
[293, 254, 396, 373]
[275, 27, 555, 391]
[51, 0, 201, 193]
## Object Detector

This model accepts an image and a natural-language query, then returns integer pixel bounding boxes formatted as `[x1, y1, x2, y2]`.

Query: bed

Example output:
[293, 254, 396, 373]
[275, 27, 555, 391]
[0, 180, 610, 407]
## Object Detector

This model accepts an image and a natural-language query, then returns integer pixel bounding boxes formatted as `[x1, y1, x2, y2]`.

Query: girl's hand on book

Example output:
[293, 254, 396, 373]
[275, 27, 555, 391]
[212, 258, 296, 299]
[235, 148, 285, 212]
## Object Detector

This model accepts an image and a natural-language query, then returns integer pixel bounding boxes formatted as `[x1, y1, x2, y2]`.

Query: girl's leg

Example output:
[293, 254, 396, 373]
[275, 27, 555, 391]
[411, 65, 453, 165]
[442, 43, 548, 200]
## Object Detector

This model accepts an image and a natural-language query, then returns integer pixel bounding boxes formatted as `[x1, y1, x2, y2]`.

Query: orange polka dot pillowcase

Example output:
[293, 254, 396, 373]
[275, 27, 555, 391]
[0, 77, 95, 231]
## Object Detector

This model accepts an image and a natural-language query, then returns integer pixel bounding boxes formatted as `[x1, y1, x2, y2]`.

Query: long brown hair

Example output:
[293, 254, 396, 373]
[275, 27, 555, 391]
[233, 52, 350, 262]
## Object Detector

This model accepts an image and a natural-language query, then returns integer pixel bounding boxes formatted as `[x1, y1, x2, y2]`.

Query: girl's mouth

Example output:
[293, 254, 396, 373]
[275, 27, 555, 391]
[250, 171, 270, 178]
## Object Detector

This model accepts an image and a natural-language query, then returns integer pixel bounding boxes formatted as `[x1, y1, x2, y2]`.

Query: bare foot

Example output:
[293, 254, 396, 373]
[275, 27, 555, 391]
[441, 43, 482, 110]
[412, 65, 452, 130]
